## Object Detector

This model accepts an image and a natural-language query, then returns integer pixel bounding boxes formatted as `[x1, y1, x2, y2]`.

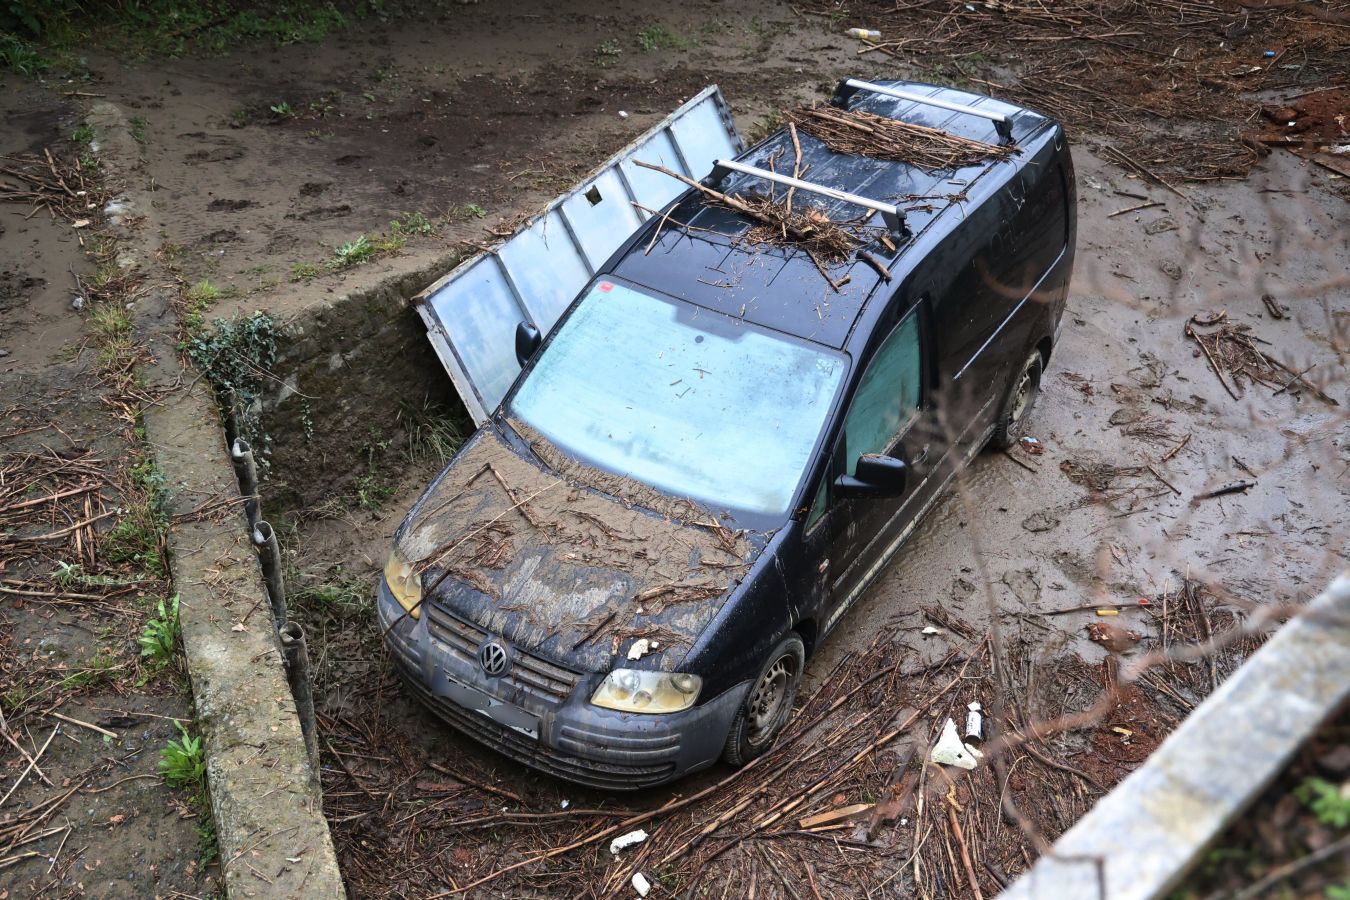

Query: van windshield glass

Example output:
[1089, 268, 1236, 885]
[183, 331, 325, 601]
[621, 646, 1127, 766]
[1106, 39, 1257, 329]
[508, 280, 846, 520]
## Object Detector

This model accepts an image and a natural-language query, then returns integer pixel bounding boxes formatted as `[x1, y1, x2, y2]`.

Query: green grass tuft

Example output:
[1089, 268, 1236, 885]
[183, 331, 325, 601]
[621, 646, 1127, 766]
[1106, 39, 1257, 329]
[332, 234, 375, 269]
[636, 25, 689, 52]
[182, 278, 221, 332]
[390, 210, 434, 236]
[138, 595, 181, 667]
[1297, 776, 1350, 829]
[159, 720, 206, 789]
[0, 34, 49, 74]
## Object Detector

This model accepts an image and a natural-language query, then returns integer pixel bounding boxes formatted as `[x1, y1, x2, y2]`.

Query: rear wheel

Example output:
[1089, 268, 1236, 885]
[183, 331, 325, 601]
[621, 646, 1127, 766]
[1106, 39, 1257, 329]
[722, 634, 805, 766]
[991, 351, 1044, 450]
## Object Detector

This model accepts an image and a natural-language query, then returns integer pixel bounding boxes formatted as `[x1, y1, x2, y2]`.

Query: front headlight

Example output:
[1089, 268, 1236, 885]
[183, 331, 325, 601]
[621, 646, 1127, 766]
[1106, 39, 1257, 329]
[590, 669, 702, 714]
[383, 548, 423, 619]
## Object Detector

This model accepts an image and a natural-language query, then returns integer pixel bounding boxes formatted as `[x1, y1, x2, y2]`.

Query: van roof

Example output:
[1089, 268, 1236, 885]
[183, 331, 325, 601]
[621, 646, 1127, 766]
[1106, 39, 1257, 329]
[612, 80, 1055, 350]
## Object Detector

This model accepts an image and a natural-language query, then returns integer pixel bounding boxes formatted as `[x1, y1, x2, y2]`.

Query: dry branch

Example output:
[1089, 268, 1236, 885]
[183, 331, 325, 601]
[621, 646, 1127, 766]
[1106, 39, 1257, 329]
[786, 105, 1014, 170]
[633, 159, 863, 262]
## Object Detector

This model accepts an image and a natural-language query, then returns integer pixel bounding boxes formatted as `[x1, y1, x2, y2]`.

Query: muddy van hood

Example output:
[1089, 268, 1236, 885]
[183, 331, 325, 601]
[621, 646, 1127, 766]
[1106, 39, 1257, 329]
[397, 427, 761, 674]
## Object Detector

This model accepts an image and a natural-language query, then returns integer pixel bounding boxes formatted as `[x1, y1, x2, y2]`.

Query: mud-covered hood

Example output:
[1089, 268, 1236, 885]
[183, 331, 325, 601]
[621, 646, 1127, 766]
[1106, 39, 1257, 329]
[397, 427, 764, 673]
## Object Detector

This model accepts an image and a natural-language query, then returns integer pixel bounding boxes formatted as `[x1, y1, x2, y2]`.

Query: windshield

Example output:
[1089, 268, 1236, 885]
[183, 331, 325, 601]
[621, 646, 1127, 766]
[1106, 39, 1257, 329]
[508, 279, 846, 520]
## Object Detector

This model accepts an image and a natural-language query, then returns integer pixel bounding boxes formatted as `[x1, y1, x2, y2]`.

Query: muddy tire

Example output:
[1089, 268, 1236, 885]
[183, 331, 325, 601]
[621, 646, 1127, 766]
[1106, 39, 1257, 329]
[991, 351, 1044, 450]
[722, 633, 805, 767]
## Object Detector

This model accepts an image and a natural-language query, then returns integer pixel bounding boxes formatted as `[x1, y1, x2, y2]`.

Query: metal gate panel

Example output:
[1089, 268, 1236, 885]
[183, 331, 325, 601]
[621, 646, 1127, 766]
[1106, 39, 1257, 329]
[556, 168, 645, 272]
[495, 216, 590, 327]
[414, 85, 743, 425]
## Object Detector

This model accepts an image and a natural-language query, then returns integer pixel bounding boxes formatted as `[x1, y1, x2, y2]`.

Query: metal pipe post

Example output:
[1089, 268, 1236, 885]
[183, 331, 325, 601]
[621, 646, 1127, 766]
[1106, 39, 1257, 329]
[251, 519, 288, 627]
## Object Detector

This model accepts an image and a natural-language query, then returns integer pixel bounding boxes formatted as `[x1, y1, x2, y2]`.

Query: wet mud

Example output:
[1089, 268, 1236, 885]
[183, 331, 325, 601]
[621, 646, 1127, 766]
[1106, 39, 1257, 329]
[5, 0, 1344, 895]
[0, 84, 212, 898]
[400, 427, 752, 671]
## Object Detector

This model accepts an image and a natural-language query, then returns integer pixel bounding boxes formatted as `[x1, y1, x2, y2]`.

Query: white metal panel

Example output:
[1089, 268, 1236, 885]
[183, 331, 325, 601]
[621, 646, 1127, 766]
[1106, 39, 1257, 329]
[414, 85, 743, 425]
[557, 168, 644, 271]
[496, 216, 590, 327]
[617, 129, 688, 206]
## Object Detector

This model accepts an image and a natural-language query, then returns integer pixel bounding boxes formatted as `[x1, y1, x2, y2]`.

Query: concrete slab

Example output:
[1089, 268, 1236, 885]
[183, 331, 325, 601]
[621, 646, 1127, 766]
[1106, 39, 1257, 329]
[88, 100, 346, 899]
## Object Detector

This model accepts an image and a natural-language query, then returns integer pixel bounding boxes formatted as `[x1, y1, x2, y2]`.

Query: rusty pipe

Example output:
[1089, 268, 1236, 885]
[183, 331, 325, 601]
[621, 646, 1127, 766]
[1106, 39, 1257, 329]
[279, 620, 320, 780]
[231, 437, 259, 515]
[251, 519, 288, 627]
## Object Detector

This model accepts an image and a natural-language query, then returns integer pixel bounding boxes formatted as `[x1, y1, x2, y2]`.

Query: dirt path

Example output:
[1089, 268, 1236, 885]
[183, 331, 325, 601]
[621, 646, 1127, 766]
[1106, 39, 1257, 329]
[75, 0, 843, 324]
[0, 86, 214, 898]
[4, 1, 1345, 897]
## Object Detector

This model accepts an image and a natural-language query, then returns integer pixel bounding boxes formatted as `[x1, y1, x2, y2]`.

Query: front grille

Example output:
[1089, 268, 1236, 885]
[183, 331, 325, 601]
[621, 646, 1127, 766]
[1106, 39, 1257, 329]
[400, 675, 676, 790]
[424, 601, 581, 705]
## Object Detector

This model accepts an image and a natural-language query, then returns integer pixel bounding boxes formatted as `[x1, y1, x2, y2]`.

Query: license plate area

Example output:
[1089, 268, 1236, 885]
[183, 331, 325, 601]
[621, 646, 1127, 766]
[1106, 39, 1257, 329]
[432, 668, 541, 740]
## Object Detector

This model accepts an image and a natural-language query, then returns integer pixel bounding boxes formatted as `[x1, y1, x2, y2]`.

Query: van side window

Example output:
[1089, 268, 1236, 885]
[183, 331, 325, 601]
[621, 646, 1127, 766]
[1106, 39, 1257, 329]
[842, 312, 921, 475]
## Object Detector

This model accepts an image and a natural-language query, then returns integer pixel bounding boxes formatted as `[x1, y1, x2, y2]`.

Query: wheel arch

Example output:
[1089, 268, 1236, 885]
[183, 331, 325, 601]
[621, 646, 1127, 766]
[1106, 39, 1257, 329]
[793, 617, 819, 658]
[1035, 333, 1054, 370]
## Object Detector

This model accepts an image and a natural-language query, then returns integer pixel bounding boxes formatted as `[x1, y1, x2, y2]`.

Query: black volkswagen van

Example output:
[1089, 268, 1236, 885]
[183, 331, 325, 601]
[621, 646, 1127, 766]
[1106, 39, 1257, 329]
[378, 79, 1076, 789]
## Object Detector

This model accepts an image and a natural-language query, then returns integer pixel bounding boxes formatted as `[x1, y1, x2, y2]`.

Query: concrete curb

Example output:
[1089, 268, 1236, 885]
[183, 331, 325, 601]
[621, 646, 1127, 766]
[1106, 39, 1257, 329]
[998, 570, 1350, 900]
[85, 102, 346, 898]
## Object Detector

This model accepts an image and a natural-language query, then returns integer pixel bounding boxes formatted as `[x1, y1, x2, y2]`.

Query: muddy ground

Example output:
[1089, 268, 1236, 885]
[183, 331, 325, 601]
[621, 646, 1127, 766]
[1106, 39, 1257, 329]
[0, 86, 213, 897]
[3, 0, 1347, 896]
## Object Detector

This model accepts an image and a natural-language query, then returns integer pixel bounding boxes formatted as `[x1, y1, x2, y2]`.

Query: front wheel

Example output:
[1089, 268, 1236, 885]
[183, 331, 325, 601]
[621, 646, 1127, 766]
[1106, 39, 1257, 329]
[991, 350, 1044, 450]
[722, 634, 805, 767]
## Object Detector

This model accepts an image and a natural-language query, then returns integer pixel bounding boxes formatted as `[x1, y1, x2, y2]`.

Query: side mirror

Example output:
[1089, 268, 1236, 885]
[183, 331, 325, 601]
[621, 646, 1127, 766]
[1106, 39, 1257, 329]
[515, 321, 541, 367]
[834, 454, 908, 499]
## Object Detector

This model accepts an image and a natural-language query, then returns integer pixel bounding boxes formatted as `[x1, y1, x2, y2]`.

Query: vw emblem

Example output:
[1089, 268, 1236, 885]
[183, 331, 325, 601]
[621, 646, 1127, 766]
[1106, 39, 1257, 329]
[479, 641, 509, 677]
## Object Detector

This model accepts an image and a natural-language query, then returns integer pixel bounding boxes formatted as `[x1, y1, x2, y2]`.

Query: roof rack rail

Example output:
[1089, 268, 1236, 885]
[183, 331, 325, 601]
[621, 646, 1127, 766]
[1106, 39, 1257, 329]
[832, 78, 1014, 144]
[707, 158, 907, 238]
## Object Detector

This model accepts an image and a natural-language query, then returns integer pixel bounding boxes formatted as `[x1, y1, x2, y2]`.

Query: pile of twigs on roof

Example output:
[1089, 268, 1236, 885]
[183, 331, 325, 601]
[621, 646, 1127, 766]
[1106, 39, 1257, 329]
[634, 143, 863, 266]
[786, 104, 1014, 170]
[735, 191, 861, 262]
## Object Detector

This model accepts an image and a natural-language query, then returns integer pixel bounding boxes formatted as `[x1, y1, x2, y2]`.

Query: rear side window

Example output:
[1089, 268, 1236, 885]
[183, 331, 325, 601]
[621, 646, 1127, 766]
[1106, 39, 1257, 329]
[842, 313, 922, 475]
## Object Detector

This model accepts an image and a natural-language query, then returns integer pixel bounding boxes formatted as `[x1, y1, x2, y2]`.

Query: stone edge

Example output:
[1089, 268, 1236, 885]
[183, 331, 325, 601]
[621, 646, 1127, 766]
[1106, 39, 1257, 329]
[84, 101, 346, 899]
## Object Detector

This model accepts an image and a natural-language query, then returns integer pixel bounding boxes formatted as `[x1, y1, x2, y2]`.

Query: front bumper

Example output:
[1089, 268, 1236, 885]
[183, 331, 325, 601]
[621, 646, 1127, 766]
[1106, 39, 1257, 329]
[377, 580, 748, 790]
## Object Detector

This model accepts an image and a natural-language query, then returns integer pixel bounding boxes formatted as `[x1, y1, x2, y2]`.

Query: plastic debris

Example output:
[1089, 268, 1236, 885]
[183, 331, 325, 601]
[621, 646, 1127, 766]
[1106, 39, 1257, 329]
[1096, 608, 1120, 617]
[930, 718, 983, 770]
[627, 638, 651, 661]
[618, 110, 630, 119]
[845, 27, 881, 40]
[921, 625, 942, 636]
[632, 872, 651, 897]
[1263, 50, 1276, 58]
[610, 829, 649, 855]
[560, 799, 570, 809]
[964, 702, 984, 744]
